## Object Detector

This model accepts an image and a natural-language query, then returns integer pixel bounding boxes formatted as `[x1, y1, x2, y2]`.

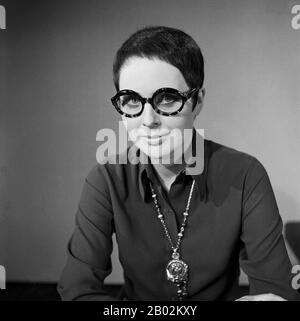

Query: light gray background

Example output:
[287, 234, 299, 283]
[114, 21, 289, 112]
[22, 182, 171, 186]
[1, 0, 300, 285]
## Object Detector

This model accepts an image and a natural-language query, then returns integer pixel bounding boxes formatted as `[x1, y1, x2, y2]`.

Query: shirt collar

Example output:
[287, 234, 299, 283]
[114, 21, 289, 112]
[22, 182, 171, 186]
[128, 128, 210, 202]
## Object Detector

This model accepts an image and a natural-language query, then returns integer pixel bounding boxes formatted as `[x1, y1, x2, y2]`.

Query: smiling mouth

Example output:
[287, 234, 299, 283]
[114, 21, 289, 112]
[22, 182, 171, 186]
[147, 135, 162, 139]
[141, 134, 168, 145]
[146, 132, 169, 139]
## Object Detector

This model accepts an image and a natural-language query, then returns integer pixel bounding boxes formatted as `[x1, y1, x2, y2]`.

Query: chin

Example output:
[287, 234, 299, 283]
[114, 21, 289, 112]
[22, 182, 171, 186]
[136, 140, 182, 165]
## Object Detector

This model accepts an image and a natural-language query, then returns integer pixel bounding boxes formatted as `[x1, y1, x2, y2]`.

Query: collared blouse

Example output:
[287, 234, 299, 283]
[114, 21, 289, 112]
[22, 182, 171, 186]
[57, 132, 300, 301]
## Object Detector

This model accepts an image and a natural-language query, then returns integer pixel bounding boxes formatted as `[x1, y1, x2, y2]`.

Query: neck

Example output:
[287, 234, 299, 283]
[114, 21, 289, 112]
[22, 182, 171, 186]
[152, 162, 185, 181]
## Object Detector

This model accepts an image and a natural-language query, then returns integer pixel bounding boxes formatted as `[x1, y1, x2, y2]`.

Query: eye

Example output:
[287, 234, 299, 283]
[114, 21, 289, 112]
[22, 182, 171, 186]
[120, 95, 141, 107]
[156, 92, 181, 105]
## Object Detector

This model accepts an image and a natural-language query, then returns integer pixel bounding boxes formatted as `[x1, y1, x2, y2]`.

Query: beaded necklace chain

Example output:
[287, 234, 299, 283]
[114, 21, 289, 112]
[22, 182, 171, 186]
[149, 179, 195, 300]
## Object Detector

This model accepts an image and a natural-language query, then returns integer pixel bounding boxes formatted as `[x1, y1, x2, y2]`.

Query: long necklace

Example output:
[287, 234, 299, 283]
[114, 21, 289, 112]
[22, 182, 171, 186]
[149, 179, 195, 301]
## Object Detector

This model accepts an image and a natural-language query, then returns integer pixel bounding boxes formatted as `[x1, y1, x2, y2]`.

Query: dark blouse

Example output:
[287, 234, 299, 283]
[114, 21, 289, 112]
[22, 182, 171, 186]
[57, 133, 299, 301]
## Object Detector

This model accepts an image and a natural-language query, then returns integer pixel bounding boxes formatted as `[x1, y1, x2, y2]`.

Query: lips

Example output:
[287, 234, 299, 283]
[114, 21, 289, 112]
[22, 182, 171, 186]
[141, 133, 169, 145]
[145, 132, 169, 139]
[147, 135, 163, 139]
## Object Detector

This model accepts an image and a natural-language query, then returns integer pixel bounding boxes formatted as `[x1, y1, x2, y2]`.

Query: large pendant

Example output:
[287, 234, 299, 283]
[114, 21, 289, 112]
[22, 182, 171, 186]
[166, 252, 188, 284]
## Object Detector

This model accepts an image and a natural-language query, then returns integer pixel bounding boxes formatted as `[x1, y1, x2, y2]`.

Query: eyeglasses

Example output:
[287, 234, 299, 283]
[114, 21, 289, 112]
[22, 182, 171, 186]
[111, 87, 200, 118]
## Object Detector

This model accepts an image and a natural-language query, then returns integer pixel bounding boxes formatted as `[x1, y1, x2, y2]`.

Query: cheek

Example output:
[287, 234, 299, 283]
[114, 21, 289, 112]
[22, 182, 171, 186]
[122, 117, 138, 131]
[122, 117, 142, 141]
[164, 115, 193, 130]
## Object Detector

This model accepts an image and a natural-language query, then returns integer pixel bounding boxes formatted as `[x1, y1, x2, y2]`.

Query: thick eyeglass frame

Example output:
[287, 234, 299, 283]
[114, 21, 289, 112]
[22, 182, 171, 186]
[111, 87, 201, 118]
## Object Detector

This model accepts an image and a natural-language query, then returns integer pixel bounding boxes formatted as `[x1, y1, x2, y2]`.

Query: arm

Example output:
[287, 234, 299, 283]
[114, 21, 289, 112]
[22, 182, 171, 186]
[238, 158, 300, 301]
[57, 164, 120, 301]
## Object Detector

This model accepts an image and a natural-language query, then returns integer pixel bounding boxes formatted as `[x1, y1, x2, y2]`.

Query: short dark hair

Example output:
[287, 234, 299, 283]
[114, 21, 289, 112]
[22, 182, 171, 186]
[112, 26, 204, 108]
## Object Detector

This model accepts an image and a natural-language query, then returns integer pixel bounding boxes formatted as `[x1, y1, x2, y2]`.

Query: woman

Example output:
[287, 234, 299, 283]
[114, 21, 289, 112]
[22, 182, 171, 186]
[57, 26, 299, 301]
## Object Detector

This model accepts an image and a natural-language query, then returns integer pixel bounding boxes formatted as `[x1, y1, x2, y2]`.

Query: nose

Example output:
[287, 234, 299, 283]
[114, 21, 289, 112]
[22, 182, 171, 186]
[141, 102, 160, 128]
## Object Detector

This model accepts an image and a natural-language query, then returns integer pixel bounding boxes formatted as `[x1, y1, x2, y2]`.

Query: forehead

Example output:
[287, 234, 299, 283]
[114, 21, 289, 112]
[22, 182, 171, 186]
[119, 57, 188, 94]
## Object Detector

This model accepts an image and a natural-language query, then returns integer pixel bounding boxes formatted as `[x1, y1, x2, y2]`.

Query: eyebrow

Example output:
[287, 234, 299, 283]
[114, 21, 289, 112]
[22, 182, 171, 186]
[118, 87, 182, 96]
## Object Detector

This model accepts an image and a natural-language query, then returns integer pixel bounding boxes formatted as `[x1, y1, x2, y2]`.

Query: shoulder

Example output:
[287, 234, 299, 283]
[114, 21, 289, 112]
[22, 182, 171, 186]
[206, 139, 255, 165]
[205, 139, 268, 182]
[85, 144, 138, 188]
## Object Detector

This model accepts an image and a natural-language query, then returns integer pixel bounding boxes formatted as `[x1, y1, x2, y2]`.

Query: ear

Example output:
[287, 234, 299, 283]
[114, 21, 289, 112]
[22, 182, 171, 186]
[193, 87, 205, 119]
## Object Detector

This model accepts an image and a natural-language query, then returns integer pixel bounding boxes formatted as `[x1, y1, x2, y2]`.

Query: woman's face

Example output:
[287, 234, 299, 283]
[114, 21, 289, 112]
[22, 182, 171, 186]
[119, 56, 203, 163]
